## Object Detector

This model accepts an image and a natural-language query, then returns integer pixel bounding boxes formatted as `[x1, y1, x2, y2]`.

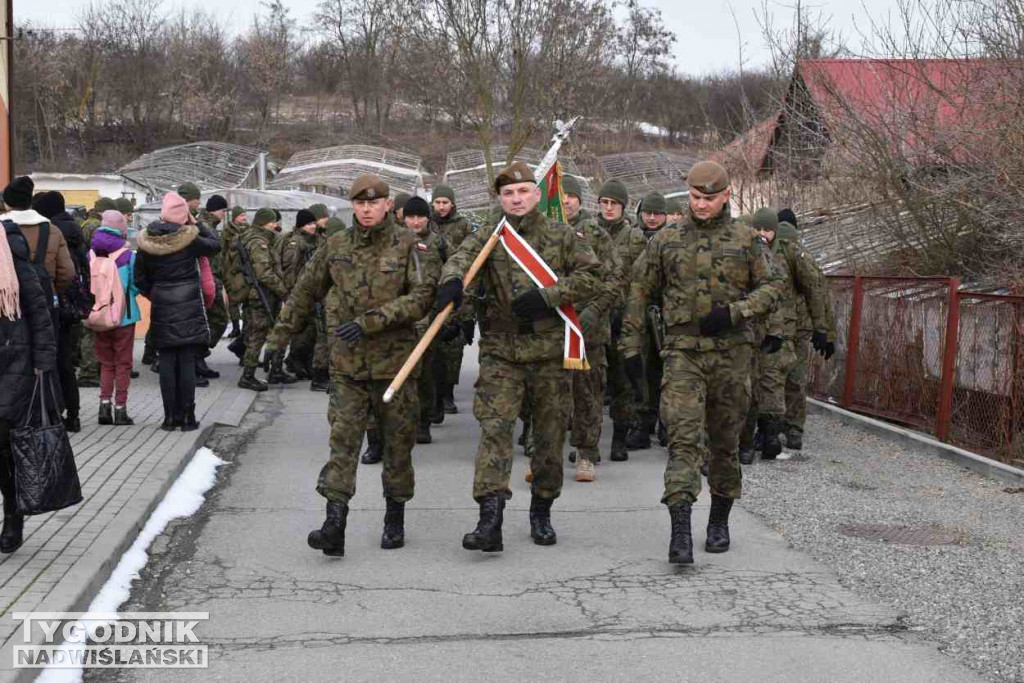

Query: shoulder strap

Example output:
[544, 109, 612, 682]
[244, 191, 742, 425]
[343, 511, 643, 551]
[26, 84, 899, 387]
[34, 222, 50, 267]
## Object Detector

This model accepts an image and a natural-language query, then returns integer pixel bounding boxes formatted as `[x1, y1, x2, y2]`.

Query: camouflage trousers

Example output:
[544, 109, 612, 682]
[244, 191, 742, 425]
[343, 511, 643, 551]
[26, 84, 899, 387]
[437, 333, 465, 386]
[321, 376, 418, 504]
[418, 342, 439, 426]
[243, 302, 275, 369]
[227, 299, 242, 325]
[741, 341, 796, 449]
[312, 312, 329, 371]
[473, 354, 569, 501]
[661, 345, 752, 506]
[606, 340, 638, 428]
[78, 324, 100, 381]
[207, 284, 230, 349]
[785, 330, 814, 436]
[287, 320, 317, 369]
[570, 345, 607, 463]
[641, 329, 663, 425]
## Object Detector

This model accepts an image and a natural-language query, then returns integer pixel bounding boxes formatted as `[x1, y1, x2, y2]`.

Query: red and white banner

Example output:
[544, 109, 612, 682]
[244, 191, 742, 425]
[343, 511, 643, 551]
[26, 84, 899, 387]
[497, 218, 589, 371]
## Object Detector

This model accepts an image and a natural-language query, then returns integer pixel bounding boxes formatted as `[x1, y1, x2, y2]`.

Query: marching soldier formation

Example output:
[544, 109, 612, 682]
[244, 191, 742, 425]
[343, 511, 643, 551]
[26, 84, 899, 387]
[5, 156, 836, 566]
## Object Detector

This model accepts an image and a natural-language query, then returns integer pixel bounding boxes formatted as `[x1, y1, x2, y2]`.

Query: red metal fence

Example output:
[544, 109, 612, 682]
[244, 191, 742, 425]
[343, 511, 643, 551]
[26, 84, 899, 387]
[809, 276, 1024, 468]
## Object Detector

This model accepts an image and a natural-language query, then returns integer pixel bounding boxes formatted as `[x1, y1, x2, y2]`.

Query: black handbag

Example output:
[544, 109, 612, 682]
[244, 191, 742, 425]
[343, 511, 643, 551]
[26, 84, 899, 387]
[11, 374, 83, 515]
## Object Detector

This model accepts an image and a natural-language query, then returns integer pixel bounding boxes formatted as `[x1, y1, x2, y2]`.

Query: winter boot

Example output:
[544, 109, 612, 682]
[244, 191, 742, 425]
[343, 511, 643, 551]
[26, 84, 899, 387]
[431, 395, 445, 425]
[161, 410, 182, 432]
[195, 356, 220, 379]
[700, 460, 710, 477]
[267, 355, 298, 385]
[529, 495, 557, 545]
[610, 423, 629, 461]
[238, 367, 268, 392]
[668, 503, 694, 564]
[705, 494, 734, 553]
[759, 416, 782, 460]
[308, 501, 347, 556]
[462, 495, 504, 552]
[416, 421, 432, 444]
[141, 345, 156, 366]
[194, 375, 210, 388]
[361, 430, 383, 464]
[380, 499, 405, 549]
[64, 412, 81, 433]
[227, 320, 242, 339]
[1, 502, 24, 554]
[180, 404, 199, 432]
[309, 368, 331, 393]
[785, 428, 803, 451]
[227, 335, 246, 361]
[113, 405, 134, 426]
[98, 401, 113, 426]
[150, 359, 160, 374]
[625, 424, 651, 450]
[738, 447, 756, 465]
[443, 384, 458, 414]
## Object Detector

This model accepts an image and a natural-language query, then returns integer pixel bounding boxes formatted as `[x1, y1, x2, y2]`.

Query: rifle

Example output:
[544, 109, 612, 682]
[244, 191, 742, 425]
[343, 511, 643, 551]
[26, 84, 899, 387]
[647, 304, 666, 353]
[236, 239, 275, 319]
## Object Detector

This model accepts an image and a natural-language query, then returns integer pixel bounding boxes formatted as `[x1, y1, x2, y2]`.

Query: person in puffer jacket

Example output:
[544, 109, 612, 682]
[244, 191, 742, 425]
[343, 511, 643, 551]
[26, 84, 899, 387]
[91, 210, 141, 427]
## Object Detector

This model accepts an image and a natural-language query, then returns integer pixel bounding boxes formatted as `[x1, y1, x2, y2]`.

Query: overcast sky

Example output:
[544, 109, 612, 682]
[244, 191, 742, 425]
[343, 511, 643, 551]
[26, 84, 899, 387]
[15, 0, 901, 76]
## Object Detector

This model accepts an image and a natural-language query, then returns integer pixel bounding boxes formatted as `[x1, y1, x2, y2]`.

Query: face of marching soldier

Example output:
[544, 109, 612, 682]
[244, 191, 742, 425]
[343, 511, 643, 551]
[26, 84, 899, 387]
[667, 210, 683, 224]
[599, 197, 623, 221]
[564, 193, 581, 220]
[641, 210, 666, 230]
[499, 182, 541, 217]
[688, 186, 731, 221]
[186, 198, 200, 212]
[758, 226, 776, 245]
[316, 216, 329, 229]
[404, 214, 429, 236]
[235, 213, 249, 226]
[432, 197, 453, 218]
[354, 197, 391, 227]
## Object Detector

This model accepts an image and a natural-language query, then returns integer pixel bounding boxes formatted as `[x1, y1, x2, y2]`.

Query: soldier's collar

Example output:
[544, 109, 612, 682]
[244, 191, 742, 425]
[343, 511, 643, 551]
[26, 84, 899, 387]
[689, 206, 731, 229]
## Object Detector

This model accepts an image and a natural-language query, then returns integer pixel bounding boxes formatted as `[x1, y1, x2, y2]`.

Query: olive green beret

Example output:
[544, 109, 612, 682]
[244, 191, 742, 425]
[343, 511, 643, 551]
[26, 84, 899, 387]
[597, 180, 628, 207]
[640, 192, 666, 215]
[665, 197, 683, 214]
[350, 174, 389, 201]
[253, 208, 277, 227]
[432, 184, 456, 202]
[325, 216, 346, 237]
[177, 182, 201, 201]
[752, 207, 780, 231]
[494, 161, 536, 192]
[94, 197, 117, 213]
[686, 161, 730, 195]
[562, 175, 584, 200]
[114, 197, 134, 214]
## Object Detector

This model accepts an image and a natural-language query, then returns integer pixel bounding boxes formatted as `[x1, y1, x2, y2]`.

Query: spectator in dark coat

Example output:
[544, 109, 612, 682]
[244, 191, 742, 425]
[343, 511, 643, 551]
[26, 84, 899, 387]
[134, 192, 220, 432]
[0, 221, 58, 554]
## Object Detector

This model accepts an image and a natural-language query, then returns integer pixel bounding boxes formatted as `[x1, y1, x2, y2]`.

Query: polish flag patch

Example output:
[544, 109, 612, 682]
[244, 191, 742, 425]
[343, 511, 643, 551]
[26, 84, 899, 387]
[417, 243, 428, 251]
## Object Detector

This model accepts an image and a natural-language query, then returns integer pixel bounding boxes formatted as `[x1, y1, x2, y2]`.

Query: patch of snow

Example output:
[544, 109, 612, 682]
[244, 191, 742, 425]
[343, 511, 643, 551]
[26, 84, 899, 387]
[637, 122, 669, 137]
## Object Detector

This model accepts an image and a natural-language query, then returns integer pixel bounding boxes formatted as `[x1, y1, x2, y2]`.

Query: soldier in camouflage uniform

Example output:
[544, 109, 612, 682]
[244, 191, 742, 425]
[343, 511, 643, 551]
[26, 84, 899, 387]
[309, 216, 346, 394]
[223, 207, 248, 339]
[237, 209, 295, 392]
[665, 197, 684, 227]
[598, 180, 645, 462]
[777, 210, 836, 450]
[561, 175, 625, 483]
[267, 174, 440, 557]
[195, 193, 231, 381]
[277, 209, 320, 380]
[77, 197, 118, 385]
[438, 161, 602, 553]
[431, 184, 476, 417]
[222, 207, 250, 361]
[621, 161, 783, 565]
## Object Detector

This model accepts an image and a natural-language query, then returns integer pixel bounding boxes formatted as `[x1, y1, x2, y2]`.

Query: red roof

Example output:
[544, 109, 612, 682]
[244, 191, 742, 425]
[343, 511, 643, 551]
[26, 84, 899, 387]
[711, 112, 779, 176]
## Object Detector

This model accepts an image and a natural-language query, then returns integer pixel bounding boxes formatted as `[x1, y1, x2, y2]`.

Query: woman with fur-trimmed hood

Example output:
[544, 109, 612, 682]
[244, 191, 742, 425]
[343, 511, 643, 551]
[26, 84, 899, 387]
[134, 192, 220, 432]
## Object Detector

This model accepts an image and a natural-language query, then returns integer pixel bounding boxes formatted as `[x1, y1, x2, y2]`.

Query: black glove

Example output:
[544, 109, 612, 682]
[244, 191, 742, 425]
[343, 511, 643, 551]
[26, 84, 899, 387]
[511, 288, 549, 321]
[440, 323, 461, 342]
[335, 321, 364, 342]
[461, 320, 475, 345]
[699, 306, 733, 337]
[812, 330, 829, 356]
[625, 354, 645, 401]
[611, 314, 623, 337]
[824, 341, 836, 360]
[437, 279, 464, 311]
[760, 335, 783, 354]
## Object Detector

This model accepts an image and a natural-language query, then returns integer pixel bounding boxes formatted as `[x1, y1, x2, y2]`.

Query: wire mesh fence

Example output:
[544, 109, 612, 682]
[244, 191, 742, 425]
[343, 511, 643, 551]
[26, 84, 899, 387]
[809, 276, 1024, 468]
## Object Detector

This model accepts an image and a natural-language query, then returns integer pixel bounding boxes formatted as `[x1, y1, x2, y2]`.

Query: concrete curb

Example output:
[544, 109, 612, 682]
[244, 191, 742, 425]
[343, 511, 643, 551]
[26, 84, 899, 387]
[807, 398, 1024, 486]
[2, 383, 259, 682]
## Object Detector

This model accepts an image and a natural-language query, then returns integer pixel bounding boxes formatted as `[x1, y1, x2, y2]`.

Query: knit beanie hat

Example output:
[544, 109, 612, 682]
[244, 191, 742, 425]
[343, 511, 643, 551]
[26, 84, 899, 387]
[665, 197, 684, 214]
[115, 197, 134, 214]
[31, 190, 65, 219]
[231, 206, 246, 219]
[640, 192, 667, 215]
[3, 176, 34, 210]
[295, 209, 317, 230]
[101, 210, 128, 236]
[403, 196, 430, 218]
[309, 203, 329, 220]
[206, 194, 228, 212]
[432, 184, 456, 202]
[562, 175, 584, 200]
[752, 208, 779, 231]
[253, 208, 276, 227]
[160, 192, 190, 225]
[393, 193, 411, 213]
[177, 182, 201, 202]
[777, 208, 798, 228]
[94, 197, 117, 213]
[597, 179, 628, 208]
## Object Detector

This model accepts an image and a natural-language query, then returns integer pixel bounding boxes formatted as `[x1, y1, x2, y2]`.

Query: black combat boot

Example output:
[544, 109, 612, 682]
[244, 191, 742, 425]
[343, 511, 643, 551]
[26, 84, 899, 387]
[668, 503, 693, 564]
[227, 320, 241, 339]
[286, 355, 312, 381]
[141, 344, 156, 366]
[267, 355, 298, 385]
[431, 394, 445, 425]
[130, 369, 140, 379]
[227, 335, 246, 361]
[700, 460, 710, 477]
[380, 499, 405, 549]
[195, 356, 220, 379]
[361, 430, 383, 464]
[738, 447, 756, 465]
[462, 495, 504, 552]
[161, 410, 182, 432]
[529, 495, 557, 546]
[194, 375, 210, 388]
[0, 502, 24, 554]
[238, 367, 268, 392]
[309, 368, 331, 393]
[113, 405, 134, 426]
[785, 428, 803, 451]
[705, 494, 734, 553]
[308, 501, 347, 556]
[416, 421, 432, 444]
[150, 359, 160, 374]
[759, 416, 782, 460]
[443, 384, 458, 414]
[98, 401, 113, 426]
[64, 412, 81, 433]
[610, 423, 629, 461]
[180, 405, 199, 432]
[624, 423, 651, 450]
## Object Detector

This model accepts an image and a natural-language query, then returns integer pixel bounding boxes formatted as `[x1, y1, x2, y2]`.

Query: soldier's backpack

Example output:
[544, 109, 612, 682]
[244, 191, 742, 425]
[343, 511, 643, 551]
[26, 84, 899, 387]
[222, 234, 251, 304]
[84, 247, 128, 331]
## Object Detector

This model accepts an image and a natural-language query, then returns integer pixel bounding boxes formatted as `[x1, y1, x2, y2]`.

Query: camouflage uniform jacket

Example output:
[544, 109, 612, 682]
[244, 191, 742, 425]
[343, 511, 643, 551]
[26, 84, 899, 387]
[197, 210, 224, 277]
[433, 210, 475, 323]
[240, 228, 289, 304]
[277, 228, 319, 290]
[81, 214, 102, 248]
[620, 210, 784, 356]
[268, 215, 440, 381]
[570, 217, 624, 347]
[770, 232, 828, 340]
[601, 215, 646, 293]
[441, 209, 603, 364]
[411, 226, 447, 331]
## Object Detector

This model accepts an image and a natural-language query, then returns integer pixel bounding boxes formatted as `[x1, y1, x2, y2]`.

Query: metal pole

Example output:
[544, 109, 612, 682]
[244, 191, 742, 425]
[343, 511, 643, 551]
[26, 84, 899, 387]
[258, 153, 267, 191]
[936, 277, 961, 442]
[842, 276, 865, 409]
[3, 0, 13, 187]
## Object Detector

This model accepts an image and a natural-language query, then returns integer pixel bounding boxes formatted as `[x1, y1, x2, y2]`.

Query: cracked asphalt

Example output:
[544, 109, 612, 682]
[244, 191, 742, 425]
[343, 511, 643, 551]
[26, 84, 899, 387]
[86, 348, 983, 682]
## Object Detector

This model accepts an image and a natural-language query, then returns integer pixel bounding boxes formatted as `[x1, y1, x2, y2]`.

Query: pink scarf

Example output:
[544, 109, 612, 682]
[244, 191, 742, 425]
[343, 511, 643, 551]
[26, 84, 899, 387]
[0, 232, 20, 321]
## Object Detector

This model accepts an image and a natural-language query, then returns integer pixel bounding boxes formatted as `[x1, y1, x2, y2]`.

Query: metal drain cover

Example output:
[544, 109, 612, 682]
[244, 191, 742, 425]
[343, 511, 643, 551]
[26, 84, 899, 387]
[838, 524, 962, 546]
